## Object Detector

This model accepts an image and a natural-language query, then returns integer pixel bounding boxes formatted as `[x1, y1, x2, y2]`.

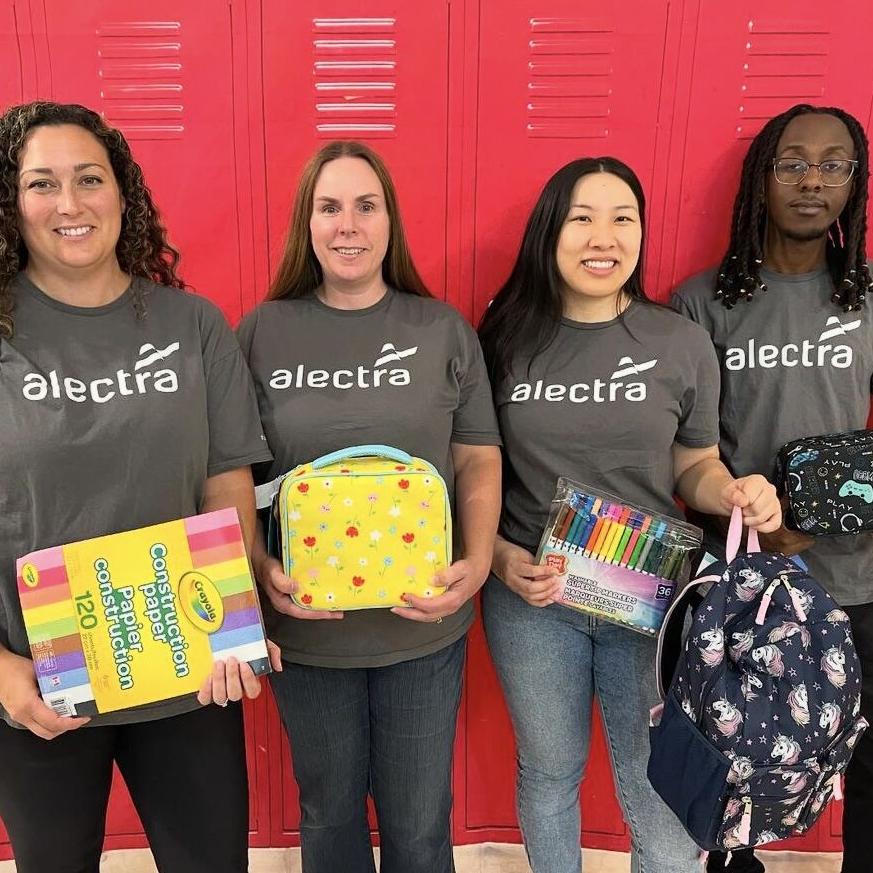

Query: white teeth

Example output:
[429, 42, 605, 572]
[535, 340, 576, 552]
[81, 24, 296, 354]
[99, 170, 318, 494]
[584, 259, 616, 269]
[57, 226, 92, 237]
[335, 247, 364, 255]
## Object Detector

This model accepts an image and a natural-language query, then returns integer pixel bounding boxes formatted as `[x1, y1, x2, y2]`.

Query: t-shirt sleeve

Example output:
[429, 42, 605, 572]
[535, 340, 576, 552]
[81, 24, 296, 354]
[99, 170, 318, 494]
[676, 327, 721, 449]
[450, 316, 502, 446]
[199, 302, 273, 477]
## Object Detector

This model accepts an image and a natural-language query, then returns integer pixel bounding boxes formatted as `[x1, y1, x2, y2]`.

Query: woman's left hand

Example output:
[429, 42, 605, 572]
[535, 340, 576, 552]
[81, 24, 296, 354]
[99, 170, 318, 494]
[197, 640, 284, 706]
[719, 474, 782, 533]
[390, 557, 490, 623]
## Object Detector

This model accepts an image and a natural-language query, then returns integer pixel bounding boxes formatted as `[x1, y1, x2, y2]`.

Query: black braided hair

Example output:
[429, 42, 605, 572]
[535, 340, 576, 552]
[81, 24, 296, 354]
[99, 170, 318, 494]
[716, 104, 870, 311]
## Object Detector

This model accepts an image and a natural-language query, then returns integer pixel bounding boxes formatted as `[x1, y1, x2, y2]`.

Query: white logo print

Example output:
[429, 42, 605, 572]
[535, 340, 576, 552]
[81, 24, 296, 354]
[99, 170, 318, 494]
[509, 355, 658, 404]
[23, 341, 181, 404]
[725, 316, 860, 371]
[269, 341, 416, 391]
[135, 342, 180, 370]
[373, 342, 418, 368]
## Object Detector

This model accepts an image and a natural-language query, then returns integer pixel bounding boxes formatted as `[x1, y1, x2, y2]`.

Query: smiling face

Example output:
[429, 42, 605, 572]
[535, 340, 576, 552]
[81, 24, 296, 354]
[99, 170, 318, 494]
[555, 172, 642, 310]
[309, 155, 390, 293]
[17, 124, 124, 278]
[767, 112, 856, 243]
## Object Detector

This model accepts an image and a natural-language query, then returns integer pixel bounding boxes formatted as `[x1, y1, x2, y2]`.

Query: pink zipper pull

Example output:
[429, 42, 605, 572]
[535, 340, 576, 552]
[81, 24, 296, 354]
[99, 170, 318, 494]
[738, 797, 753, 845]
[755, 581, 779, 625]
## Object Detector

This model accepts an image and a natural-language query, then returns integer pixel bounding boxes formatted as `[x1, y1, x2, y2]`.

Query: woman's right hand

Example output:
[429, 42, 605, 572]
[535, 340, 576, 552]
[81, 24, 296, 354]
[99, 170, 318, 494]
[0, 648, 90, 739]
[255, 554, 344, 620]
[492, 538, 561, 607]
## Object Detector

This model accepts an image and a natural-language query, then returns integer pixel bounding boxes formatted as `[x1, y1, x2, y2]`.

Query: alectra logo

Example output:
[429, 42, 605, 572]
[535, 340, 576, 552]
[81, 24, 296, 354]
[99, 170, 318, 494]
[508, 355, 658, 403]
[268, 341, 418, 390]
[22, 342, 181, 403]
[725, 316, 861, 371]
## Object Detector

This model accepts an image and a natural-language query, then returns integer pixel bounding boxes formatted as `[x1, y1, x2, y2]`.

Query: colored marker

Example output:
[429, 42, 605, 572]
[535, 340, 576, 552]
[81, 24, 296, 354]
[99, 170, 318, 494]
[627, 525, 649, 568]
[551, 503, 571, 545]
[613, 511, 636, 565]
[642, 522, 668, 574]
[588, 505, 614, 558]
[567, 496, 592, 553]
[620, 527, 641, 567]
[600, 506, 624, 560]
[576, 497, 600, 554]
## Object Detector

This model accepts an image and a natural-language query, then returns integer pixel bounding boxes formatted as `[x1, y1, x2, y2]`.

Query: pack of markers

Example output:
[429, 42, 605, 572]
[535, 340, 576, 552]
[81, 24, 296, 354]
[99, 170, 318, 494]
[535, 478, 703, 635]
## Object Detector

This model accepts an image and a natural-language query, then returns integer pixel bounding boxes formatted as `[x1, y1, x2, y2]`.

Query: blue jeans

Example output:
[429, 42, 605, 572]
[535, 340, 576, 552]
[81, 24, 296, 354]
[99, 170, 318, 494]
[482, 575, 700, 873]
[270, 636, 465, 873]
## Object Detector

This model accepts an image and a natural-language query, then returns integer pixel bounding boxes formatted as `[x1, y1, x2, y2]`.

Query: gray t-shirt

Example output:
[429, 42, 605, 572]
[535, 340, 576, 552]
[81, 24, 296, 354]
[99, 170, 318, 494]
[672, 267, 873, 606]
[0, 273, 272, 726]
[236, 290, 501, 668]
[497, 302, 721, 551]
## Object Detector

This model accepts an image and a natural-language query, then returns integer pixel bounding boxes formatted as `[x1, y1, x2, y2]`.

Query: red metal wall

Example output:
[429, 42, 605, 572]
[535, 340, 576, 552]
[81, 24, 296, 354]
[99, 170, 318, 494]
[2, 0, 873, 860]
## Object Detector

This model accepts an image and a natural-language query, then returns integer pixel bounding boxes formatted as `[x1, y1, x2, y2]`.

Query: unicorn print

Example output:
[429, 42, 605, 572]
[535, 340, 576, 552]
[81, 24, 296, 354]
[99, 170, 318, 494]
[711, 699, 744, 738]
[752, 644, 785, 678]
[735, 567, 766, 602]
[768, 621, 811, 649]
[821, 647, 847, 688]
[756, 831, 780, 846]
[724, 796, 743, 818]
[727, 756, 754, 785]
[787, 683, 810, 726]
[681, 696, 694, 718]
[794, 588, 815, 614]
[730, 629, 755, 659]
[819, 702, 842, 738]
[740, 672, 763, 701]
[826, 608, 850, 624]
[779, 769, 810, 795]
[722, 822, 746, 851]
[771, 734, 802, 765]
[699, 628, 724, 667]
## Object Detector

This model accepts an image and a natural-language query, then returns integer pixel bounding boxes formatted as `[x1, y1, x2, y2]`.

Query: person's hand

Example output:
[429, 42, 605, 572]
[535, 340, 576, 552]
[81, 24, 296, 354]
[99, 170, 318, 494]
[719, 474, 782, 533]
[391, 556, 491, 622]
[197, 641, 284, 706]
[757, 525, 815, 556]
[492, 539, 561, 608]
[254, 554, 344, 621]
[0, 649, 89, 739]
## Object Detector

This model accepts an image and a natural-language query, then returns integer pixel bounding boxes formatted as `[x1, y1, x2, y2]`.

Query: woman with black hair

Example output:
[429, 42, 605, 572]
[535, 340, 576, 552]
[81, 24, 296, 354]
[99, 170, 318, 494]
[673, 104, 873, 873]
[478, 157, 781, 873]
[0, 101, 274, 873]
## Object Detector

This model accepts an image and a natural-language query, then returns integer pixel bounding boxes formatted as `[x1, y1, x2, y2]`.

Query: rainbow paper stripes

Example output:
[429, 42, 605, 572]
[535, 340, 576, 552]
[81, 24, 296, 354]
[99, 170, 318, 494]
[17, 508, 269, 719]
[536, 478, 703, 635]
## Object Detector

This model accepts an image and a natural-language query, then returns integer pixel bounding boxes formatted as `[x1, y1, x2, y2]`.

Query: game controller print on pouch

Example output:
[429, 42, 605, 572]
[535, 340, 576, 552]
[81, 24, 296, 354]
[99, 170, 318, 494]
[775, 430, 873, 535]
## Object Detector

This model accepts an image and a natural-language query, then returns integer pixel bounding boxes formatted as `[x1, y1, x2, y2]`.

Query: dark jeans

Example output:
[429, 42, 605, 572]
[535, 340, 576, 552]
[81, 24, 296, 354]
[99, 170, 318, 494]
[842, 602, 873, 873]
[270, 636, 466, 873]
[0, 703, 249, 873]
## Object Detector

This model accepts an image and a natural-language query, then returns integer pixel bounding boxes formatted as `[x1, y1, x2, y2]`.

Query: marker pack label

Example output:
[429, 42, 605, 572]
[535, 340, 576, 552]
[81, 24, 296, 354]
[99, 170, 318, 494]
[535, 478, 703, 635]
[16, 508, 270, 720]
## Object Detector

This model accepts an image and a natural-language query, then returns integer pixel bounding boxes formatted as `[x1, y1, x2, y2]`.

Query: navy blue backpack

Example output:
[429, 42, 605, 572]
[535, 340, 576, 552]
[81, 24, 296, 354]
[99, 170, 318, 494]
[648, 508, 867, 852]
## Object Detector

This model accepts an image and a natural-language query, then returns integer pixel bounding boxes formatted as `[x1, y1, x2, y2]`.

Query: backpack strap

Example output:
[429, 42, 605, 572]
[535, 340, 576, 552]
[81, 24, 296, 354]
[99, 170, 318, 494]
[654, 574, 722, 700]
[726, 503, 759, 561]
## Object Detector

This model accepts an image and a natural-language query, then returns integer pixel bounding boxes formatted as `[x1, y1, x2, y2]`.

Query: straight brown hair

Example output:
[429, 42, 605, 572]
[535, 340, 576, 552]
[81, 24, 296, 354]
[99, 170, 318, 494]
[267, 141, 430, 300]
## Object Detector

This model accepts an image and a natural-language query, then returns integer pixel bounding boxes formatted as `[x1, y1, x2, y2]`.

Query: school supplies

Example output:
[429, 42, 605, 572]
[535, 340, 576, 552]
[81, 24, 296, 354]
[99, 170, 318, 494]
[775, 428, 873, 535]
[536, 478, 702, 635]
[16, 508, 270, 721]
[255, 445, 451, 611]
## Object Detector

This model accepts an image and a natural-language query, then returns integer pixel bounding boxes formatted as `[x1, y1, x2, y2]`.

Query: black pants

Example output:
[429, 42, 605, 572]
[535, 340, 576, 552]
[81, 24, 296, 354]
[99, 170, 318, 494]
[0, 703, 249, 873]
[842, 602, 873, 873]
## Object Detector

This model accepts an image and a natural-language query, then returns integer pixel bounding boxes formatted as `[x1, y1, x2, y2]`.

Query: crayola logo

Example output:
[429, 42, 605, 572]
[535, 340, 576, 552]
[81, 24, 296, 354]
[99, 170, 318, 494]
[178, 572, 224, 633]
[21, 563, 39, 588]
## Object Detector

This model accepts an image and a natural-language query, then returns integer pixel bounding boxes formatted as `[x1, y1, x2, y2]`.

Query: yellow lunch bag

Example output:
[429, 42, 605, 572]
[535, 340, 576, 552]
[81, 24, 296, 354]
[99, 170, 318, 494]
[257, 445, 452, 610]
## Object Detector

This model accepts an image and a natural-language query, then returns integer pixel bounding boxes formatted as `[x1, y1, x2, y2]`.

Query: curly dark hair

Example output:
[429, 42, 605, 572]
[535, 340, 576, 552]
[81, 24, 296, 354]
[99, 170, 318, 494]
[0, 101, 185, 336]
[716, 104, 870, 311]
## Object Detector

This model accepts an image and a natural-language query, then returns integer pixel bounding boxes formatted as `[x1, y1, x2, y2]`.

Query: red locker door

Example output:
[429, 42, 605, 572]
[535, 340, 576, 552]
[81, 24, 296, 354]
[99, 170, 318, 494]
[0, 0, 22, 109]
[260, 1, 451, 303]
[662, 0, 873, 295]
[19, 0, 255, 322]
[470, 0, 682, 319]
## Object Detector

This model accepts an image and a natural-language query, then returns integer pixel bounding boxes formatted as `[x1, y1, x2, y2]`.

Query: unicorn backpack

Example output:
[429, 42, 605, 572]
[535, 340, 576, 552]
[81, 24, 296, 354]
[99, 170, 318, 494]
[648, 507, 867, 852]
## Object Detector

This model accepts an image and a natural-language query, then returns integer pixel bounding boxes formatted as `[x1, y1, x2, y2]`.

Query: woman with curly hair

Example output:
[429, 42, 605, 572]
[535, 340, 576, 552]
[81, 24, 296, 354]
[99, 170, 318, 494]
[0, 102, 274, 873]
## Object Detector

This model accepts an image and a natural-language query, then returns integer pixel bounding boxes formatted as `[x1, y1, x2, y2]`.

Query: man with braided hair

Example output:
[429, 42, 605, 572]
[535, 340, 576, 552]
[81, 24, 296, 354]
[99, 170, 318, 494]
[673, 104, 873, 873]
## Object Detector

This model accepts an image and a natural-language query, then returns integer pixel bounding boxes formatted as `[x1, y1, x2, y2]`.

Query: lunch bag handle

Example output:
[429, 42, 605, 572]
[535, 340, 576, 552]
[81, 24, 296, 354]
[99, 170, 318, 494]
[311, 445, 414, 469]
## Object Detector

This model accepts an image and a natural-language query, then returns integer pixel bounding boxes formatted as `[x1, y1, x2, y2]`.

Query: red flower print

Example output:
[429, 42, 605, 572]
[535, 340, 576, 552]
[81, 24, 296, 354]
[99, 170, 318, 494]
[352, 576, 366, 587]
[395, 465, 407, 471]
[301, 594, 313, 605]
[346, 526, 359, 538]
[402, 533, 415, 544]
[398, 479, 410, 490]
[303, 536, 316, 547]
[297, 483, 309, 493]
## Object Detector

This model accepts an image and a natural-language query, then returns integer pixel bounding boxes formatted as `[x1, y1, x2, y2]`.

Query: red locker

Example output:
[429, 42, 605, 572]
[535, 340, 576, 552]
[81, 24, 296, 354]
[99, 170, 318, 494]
[661, 0, 873, 296]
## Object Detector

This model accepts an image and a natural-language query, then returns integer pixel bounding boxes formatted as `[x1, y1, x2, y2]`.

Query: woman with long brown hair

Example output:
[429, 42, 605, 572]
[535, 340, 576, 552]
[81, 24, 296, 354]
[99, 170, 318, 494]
[0, 101, 274, 873]
[238, 140, 502, 873]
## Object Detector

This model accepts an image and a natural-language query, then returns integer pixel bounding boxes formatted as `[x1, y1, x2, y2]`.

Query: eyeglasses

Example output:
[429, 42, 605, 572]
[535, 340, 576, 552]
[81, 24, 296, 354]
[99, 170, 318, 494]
[772, 158, 858, 187]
